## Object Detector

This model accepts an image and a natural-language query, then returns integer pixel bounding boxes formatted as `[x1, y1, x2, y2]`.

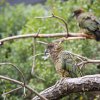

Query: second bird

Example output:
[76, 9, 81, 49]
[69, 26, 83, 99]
[73, 9, 100, 41]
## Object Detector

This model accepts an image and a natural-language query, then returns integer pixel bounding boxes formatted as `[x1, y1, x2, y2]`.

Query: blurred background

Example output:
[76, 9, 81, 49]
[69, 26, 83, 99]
[0, 0, 100, 100]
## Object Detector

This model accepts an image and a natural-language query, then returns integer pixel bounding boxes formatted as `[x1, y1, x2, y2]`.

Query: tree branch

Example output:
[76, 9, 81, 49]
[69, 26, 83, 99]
[2, 87, 22, 96]
[35, 14, 69, 35]
[52, 14, 69, 35]
[0, 33, 94, 45]
[0, 75, 48, 100]
[32, 74, 100, 100]
[0, 62, 26, 88]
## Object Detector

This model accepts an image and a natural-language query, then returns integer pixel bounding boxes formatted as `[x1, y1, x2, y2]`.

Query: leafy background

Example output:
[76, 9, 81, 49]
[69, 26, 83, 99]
[0, 0, 100, 99]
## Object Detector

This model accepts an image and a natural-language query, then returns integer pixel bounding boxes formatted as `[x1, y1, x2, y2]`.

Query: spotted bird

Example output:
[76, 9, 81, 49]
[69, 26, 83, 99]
[45, 43, 83, 78]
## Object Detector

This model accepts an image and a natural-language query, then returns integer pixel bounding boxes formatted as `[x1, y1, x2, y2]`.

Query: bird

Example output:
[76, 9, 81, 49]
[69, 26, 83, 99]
[72, 9, 100, 41]
[44, 42, 83, 78]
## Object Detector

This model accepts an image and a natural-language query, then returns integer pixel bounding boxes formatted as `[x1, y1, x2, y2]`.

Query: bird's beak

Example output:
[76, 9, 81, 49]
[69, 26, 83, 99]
[44, 49, 49, 56]
[42, 49, 50, 60]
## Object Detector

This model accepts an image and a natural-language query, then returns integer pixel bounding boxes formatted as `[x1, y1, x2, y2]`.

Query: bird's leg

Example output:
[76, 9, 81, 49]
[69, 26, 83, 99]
[59, 77, 66, 85]
[54, 77, 66, 88]
[55, 71, 65, 85]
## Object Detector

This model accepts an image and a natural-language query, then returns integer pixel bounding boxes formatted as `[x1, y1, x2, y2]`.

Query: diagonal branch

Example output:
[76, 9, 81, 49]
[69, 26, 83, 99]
[37, 14, 69, 35]
[2, 87, 22, 96]
[0, 62, 26, 86]
[52, 13, 69, 35]
[32, 74, 100, 100]
[0, 75, 48, 100]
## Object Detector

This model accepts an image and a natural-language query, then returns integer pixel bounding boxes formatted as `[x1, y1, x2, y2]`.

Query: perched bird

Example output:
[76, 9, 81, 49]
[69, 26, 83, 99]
[72, 9, 100, 41]
[45, 42, 83, 78]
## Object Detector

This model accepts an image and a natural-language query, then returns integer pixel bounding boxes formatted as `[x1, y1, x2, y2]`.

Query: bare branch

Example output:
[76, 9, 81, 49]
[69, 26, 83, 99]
[0, 33, 94, 45]
[60, 51, 100, 70]
[31, 29, 41, 75]
[52, 13, 69, 35]
[0, 62, 27, 96]
[31, 38, 36, 75]
[0, 63, 26, 86]
[0, 75, 48, 100]
[32, 74, 100, 100]
[68, 52, 100, 68]
[35, 14, 69, 35]
[2, 87, 22, 96]
[37, 41, 48, 45]
[77, 59, 100, 67]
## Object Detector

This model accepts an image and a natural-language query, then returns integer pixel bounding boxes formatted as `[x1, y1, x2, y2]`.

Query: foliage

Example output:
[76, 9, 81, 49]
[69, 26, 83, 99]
[0, 0, 100, 99]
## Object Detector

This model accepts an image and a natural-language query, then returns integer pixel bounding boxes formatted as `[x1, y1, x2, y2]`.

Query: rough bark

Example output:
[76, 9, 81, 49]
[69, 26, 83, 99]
[32, 74, 100, 100]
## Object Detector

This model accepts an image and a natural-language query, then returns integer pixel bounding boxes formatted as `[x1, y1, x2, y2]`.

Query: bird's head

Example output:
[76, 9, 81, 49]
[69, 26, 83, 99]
[68, 8, 84, 22]
[44, 43, 63, 58]
[72, 9, 84, 18]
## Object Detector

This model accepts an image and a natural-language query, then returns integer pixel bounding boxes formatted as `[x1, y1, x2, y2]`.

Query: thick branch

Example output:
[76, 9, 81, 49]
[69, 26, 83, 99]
[0, 33, 93, 45]
[32, 74, 100, 100]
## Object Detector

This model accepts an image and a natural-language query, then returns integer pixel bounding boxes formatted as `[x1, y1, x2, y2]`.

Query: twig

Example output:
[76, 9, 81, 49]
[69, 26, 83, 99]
[77, 59, 100, 67]
[68, 52, 88, 60]
[31, 30, 41, 75]
[0, 63, 25, 86]
[2, 87, 22, 96]
[0, 62, 26, 96]
[35, 16, 52, 19]
[31, 38, 36, 75]
[52, 13, 69, 36]
[36, 14, 69, 36]
[63, 51, 100, 70]
[0, 75, 48, 100]
[29, 53, 45, 60]
[37, 41, 48, 45]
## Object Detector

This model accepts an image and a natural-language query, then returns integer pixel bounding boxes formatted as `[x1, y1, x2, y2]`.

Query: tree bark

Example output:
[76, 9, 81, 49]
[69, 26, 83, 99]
[32, 74, 100, 100]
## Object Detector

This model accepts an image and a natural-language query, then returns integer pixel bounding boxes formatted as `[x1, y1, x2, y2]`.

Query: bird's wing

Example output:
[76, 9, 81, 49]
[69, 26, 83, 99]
[61, 51, 77, 77]
[79, 13, 100, 33]
[61, 51, 83, 77]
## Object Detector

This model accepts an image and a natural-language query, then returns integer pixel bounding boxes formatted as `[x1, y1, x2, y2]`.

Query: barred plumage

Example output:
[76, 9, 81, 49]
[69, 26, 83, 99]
[45, 43, 83, 78]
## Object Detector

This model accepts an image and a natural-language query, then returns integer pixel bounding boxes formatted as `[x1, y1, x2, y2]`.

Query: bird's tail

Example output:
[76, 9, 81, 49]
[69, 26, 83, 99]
[95, 31, 100, 41]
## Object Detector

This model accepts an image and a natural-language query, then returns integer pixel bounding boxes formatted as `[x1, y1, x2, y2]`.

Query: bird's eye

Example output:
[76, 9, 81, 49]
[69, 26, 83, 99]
[47, 44, 54, 49]
[49, 45, 54, 49]
[74, 9, 82, 15]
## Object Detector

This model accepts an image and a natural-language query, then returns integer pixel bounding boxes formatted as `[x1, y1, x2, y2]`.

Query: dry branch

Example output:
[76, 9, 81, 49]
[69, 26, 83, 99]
[0, 33, 94, 45]
[0, 75, 48, 100]
[2, 87, 22, 96]
[32, 74, 100, 100]
[0, 63, 26, 86]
